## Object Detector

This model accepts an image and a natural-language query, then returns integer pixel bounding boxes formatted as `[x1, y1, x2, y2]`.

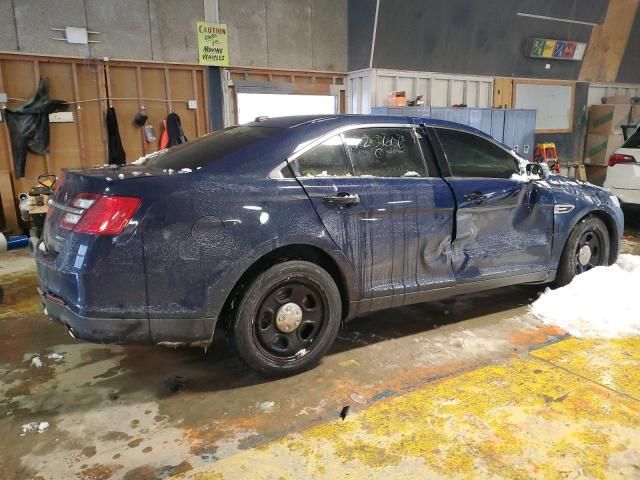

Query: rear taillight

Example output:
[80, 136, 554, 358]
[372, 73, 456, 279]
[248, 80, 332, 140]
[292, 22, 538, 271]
[59, 193, 99, 230]
[59, 193, 141, 235]
[608, 153, 636, 167]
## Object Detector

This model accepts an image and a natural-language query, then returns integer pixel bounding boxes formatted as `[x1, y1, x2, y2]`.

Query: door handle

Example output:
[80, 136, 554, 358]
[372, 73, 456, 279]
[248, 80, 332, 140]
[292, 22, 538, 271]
[463, 191, 488, 202]
[323, 193, 360, 207]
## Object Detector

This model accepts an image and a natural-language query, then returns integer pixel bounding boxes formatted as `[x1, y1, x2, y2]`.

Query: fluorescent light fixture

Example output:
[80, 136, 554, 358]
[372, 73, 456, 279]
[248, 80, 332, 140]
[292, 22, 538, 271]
[517, 12, 598, 27]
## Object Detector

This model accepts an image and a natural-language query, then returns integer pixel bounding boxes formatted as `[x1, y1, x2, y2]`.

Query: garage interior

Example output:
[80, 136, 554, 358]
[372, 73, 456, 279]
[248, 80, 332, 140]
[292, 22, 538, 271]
[1, 1, 640, 479]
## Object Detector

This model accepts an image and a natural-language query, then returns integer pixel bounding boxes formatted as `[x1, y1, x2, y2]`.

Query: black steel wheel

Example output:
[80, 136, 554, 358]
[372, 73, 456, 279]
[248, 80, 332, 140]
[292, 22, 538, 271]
[573, 229, 605, 275]
[254, 281, 327, 360]
[556, 216, 610, 287]
[234, 261, 342, 376]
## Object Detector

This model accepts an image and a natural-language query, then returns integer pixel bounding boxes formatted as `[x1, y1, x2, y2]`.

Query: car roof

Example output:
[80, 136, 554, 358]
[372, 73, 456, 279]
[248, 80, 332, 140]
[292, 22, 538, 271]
[190, 114, 514, 176]
[246, 114, 489, 137]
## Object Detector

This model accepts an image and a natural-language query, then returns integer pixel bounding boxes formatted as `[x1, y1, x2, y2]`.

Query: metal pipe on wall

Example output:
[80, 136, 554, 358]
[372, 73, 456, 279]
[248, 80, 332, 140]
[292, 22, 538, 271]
[204, 0, 226, 130]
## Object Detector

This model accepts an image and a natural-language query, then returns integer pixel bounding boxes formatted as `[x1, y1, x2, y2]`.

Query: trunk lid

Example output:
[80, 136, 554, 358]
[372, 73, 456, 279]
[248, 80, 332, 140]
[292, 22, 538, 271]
[43, 165, 165, 253]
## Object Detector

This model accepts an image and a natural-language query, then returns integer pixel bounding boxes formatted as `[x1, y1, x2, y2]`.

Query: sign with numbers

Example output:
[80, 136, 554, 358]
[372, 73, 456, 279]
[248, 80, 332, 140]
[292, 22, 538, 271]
[526, 38, 586, 61]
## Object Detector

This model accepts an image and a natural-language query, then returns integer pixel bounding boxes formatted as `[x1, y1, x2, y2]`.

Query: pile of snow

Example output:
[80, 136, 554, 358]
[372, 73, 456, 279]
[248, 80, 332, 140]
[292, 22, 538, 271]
[256, 401, 275, 413]
[511, 172, 540, 183]
[531, 254, 640, 338]
[21, 422, 49, 434]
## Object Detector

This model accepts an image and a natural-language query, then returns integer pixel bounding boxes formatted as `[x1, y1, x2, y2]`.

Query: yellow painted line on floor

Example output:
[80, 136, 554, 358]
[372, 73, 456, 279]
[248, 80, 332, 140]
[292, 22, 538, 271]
[182, 338, 640, 480]
[531, 337, 640, 401]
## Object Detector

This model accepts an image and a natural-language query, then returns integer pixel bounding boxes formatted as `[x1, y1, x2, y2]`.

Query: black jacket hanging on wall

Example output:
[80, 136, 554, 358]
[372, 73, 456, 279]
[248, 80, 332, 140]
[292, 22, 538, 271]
[159, 112, 188, 149]
[106, 107, 126, 165]
[4, 77, 68, 178]
[167, 112, 187, 147]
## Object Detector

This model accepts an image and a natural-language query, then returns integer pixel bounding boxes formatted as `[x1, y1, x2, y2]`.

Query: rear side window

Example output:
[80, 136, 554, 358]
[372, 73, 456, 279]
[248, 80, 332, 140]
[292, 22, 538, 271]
[343, 127, 427, 177]
[141, 126, 280, 170]
[436, 128, 518, 179]
[623, 128, 640, 149]
[295, 135, 352, 177]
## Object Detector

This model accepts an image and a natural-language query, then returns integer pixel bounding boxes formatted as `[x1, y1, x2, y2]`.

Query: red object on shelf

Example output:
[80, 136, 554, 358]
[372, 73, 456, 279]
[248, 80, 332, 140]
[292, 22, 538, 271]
[533, 143, 561, 174]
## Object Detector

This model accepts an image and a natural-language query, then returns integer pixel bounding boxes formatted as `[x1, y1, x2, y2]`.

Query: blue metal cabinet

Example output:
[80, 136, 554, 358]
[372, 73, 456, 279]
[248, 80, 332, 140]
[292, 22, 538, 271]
[371, 107, 536, 160]
[490, 109, 505, 143]
[502, 109, 536, 160]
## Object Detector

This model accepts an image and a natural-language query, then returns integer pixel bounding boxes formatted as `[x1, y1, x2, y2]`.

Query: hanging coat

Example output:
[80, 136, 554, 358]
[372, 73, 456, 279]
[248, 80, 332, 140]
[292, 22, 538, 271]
[106, 107, 126, 165]
[159, 112, 187, 149]
[4, 77, 68, 178]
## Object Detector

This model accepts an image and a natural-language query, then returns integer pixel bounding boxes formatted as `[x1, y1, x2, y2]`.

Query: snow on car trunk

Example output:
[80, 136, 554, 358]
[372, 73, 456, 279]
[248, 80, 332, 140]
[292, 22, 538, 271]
[531, 254, 640, 338]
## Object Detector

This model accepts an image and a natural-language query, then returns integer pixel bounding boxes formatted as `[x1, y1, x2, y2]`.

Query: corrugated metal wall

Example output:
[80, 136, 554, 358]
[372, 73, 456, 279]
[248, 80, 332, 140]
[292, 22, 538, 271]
[587, 83, 640, 107]
[348, 68, 493, 114]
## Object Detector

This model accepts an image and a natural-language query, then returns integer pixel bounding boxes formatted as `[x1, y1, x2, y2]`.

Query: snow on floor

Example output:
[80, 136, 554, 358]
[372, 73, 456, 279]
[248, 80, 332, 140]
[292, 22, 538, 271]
[531, 254, 640, 339]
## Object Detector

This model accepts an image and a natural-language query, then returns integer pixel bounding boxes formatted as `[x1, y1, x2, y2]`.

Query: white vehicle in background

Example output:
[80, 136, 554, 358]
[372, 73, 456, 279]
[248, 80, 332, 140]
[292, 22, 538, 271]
[604, 126, 640, 206]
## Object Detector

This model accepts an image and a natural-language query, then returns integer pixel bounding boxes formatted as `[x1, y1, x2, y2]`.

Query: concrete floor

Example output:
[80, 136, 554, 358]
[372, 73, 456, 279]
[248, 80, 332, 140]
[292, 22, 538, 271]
[1, 211, 639, 480]
[186, 337, 640, 480]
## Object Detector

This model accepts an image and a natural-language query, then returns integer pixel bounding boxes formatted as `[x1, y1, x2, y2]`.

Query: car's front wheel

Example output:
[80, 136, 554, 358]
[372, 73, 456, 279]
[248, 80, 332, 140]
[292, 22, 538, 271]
[556, 216, 610, 287]
[234, 260, 342, 376]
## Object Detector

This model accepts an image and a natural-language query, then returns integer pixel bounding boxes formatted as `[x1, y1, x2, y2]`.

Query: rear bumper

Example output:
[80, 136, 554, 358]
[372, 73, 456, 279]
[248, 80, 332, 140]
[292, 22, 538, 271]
[607, 187, 640, 206]
[40, 292, 216, 346]
[40, 291, 151, 343]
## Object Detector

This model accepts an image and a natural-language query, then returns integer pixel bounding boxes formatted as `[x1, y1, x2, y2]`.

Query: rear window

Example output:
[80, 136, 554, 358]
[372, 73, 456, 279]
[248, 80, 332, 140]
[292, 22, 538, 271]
[623, 128, 640, 149]
[140, 126, 281, 170]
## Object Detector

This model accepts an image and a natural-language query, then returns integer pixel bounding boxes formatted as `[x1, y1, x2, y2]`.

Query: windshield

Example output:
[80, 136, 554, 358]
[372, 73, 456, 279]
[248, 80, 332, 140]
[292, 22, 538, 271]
[140, 126, 282, 170]
[623, 127, 640, 149]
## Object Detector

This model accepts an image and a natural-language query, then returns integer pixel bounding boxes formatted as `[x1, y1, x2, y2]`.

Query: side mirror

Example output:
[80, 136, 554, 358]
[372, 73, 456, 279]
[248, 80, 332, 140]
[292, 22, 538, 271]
[526, 163, 550, 180]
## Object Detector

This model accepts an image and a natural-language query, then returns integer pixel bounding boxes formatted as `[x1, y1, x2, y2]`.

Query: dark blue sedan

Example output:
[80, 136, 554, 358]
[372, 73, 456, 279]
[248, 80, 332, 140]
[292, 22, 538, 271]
[36, 115, 624, 375]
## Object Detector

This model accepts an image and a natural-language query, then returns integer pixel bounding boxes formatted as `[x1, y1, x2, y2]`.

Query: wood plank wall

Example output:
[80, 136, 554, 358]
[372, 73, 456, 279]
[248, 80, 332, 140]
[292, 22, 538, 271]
[579, 0, 640, 83]
[493, 77, 513, 109]
[0, 54, 209, 233]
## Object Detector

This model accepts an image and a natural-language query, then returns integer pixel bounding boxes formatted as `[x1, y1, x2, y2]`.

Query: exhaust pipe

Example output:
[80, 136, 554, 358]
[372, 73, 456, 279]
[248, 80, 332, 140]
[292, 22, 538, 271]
[67, 326, 77, 339]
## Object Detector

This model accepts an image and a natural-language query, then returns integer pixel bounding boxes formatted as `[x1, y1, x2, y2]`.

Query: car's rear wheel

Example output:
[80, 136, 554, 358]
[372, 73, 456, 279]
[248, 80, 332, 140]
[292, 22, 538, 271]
[233, 260, 342, 376]
[555, 216, 610, 287]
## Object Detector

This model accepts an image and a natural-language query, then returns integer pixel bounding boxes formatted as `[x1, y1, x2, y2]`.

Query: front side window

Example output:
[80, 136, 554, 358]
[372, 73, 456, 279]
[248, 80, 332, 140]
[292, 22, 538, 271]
[295, 135, 352, 177]
[343, 127, 427, 177]
[436, 128, 518, 179]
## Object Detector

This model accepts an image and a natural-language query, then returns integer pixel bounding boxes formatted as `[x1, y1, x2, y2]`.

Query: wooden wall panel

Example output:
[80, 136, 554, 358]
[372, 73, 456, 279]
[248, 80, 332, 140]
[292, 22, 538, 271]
[0, 122, 8, 179]
[2, 60, 41, 196]
[75, 63, 106, 167]
[579, 0, 640, 82]
[38, 62, 81, 173]
[108, 66, 144, 162]
[0, 53, 210, 233]
[169, 69, 197, 141]
[139, 67, 168, 154]
[493, 77, 513, 109]
[0, 63, 19, 232]
[3, 60, 37, 103]
[0, 63, 13, 175]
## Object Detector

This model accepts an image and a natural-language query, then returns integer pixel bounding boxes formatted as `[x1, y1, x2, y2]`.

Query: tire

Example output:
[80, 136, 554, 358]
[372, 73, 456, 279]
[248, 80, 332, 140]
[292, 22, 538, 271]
[233, 260, 342, 376]
[555, 216, 610, 287]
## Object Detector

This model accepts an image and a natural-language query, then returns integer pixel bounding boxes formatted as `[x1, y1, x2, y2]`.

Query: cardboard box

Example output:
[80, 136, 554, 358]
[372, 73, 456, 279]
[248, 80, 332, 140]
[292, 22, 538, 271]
[584, 133, 625, 166]
[584, 165, 608, 187]
[387, 91, 406, 107]
[588, 104, 631, 135]
[601, 94, 632, 105]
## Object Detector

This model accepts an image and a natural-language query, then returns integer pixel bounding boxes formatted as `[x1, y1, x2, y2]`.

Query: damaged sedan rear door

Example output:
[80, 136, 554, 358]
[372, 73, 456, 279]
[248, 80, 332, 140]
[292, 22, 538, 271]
[290, 124, 456, 312]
